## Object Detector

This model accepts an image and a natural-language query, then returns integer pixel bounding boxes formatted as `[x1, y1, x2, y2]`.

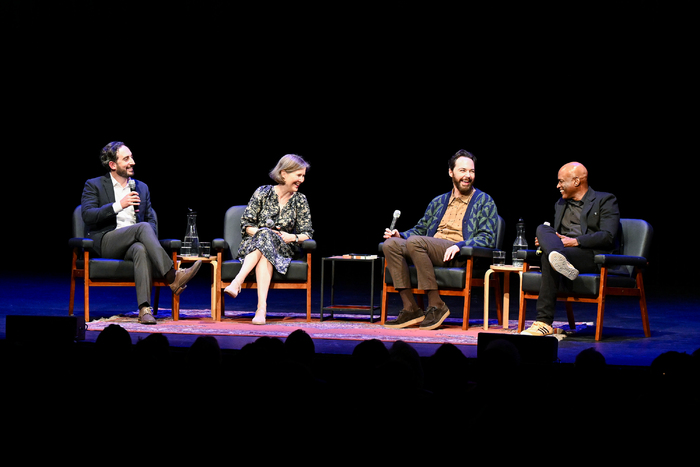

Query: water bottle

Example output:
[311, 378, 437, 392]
[184, 210, 200, 257]
[512, 218, 528, 268]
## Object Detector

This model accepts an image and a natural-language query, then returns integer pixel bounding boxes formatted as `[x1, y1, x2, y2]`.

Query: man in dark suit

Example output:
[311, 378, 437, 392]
[81, 141, 201, 324]
[521, 161, 620, 336]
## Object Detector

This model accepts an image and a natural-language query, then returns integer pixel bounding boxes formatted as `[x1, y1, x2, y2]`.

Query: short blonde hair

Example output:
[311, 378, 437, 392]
[269, 154, 310, 184]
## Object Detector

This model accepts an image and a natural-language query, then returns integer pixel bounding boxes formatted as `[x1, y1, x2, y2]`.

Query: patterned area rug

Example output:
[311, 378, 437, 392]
[85, 308, 590, 346]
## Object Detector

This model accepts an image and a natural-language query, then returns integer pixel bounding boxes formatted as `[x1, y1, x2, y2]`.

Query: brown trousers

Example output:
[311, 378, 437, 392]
[383, 236, 458, 290]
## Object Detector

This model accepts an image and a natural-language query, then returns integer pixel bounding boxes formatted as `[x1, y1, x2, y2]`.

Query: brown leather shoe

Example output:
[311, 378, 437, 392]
[139, 306, 157, 325]
[419, 304, 450, 330]
[170, 260, 202, 295]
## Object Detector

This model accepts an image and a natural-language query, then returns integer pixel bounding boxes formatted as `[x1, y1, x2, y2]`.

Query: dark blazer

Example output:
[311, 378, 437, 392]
[553, 187, 620, 255]
[81, 173, 157, 257]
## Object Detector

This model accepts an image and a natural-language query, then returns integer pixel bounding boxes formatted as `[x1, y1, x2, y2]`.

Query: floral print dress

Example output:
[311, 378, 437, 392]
[237, 185, 314, 274]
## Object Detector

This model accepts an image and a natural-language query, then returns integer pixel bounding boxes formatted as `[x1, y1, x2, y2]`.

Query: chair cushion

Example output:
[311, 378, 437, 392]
[221, 259, 308, 283]
[89, 259, 136, 281]
[522, 271, 638, 296]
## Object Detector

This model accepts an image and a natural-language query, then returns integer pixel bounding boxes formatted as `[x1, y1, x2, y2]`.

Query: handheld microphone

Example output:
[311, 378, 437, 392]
[127, 179, 139, 212]
[389, 210, 401, 231]
[265, 219, 275, 229]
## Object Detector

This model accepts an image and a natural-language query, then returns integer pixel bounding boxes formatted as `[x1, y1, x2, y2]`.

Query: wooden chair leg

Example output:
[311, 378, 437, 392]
[172, 293, 180, 321]
[462, 287, 472, 331]
[380, 262, 389, 324]
[306, 282, 312, 322]
[594, 267, 609, 341]
[307, 256, 312, 321]
[83, 252, 90, 322]
[69, 274, 76, 316]
[637, 271, 651, 337]
[462, 260, 475, 330]
[595, 298, 606, 341]
[518, 295, 527, 332]
[84, 281, 90, 323]
[380, 285, 389, 324]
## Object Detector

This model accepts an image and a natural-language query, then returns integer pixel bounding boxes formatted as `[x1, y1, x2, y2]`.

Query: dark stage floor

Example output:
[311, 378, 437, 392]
[1, 270, 698, 368]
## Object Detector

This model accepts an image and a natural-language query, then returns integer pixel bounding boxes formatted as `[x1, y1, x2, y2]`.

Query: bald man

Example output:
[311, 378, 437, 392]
[521, 162, 620, 336]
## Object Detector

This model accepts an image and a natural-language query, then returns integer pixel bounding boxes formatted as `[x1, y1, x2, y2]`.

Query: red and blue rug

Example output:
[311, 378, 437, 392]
[85, 308, 589, 346]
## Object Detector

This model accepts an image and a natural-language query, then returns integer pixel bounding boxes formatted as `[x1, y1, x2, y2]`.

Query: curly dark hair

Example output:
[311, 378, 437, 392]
[99, 141, 125, 171]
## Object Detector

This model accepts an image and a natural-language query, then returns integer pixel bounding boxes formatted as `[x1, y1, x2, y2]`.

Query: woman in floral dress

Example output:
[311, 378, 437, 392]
[224, 154, 314, 324]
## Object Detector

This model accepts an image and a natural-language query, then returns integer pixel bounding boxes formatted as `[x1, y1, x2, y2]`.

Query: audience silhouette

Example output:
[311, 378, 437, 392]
[2, 324, 699, 434]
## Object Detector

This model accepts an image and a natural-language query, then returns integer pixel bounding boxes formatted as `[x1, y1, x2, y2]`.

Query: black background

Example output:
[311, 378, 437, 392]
[4, 3, 695, 295]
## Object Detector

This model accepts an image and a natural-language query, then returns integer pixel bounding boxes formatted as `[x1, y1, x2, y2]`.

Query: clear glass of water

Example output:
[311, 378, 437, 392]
[493, 250, 505, 266]
[200, 242, 211, 258]
[181, 241, 192, 257]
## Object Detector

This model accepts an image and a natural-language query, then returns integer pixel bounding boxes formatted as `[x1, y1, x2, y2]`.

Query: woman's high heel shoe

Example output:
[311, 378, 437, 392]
[224, 279, 242, 298]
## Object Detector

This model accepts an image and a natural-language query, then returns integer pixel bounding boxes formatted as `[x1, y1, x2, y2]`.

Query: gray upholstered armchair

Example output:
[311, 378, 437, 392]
[69, 205, 181, 322]
[212, 205, 317, 321]
[517, 218, 653, 340]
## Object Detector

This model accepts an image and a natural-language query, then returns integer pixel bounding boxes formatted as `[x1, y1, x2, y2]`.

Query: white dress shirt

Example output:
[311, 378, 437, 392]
[110, 174, 136, 230]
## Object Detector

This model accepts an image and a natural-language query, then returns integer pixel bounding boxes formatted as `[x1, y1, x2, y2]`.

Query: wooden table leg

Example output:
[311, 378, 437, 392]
[503, 272, 510, 329]
[211, 259, 219, 321]
[483, 269, 493, 330]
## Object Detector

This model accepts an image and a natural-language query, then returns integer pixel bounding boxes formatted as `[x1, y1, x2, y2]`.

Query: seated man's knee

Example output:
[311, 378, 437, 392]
[383, 237, 403, 254]
[131, 242, 147, 255]
[536, 223, 554, 238]
[405, 235, 427, 253]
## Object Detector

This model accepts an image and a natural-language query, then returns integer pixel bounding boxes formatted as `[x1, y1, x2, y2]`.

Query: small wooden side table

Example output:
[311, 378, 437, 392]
[483, 264, 523, 330]
[173, 255, 219, 321]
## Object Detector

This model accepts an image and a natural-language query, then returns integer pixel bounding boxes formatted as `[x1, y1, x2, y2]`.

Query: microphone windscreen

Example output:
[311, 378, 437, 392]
[389, 210, 401, 230]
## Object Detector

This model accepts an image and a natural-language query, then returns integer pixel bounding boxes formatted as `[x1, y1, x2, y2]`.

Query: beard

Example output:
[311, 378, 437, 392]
[116, 166, 133, 178]
[453, 176, 474, 196]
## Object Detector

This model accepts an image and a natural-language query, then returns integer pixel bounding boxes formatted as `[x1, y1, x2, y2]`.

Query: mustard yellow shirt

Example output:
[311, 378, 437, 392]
[434, 188, 474, 242]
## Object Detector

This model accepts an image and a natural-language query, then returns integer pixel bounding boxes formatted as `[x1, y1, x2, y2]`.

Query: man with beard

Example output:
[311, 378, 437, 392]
[80, 141, 201, 324]
[382, 149, 499, 330]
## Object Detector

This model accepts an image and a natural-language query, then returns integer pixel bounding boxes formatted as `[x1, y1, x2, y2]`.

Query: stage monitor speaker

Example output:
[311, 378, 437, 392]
[477, 332, 559, 365]
[5, 315, 86, 345]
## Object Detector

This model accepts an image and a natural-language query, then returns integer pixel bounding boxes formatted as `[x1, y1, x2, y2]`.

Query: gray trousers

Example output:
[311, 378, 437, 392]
[101, 222, 173, 307]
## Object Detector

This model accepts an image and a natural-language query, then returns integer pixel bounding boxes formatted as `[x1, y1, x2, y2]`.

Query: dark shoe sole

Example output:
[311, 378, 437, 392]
[549, 251, 579, 280]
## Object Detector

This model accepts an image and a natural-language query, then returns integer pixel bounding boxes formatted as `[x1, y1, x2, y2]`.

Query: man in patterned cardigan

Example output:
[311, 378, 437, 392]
[382, 149, 499, 330]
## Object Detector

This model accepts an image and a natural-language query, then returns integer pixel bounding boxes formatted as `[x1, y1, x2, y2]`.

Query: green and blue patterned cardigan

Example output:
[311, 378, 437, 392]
[400, 188, 498, 249]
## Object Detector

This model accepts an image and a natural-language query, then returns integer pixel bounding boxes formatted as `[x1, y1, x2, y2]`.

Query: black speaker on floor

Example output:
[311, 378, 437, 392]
[477, 332, 559, 364]
[5, 315, 86, 345]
